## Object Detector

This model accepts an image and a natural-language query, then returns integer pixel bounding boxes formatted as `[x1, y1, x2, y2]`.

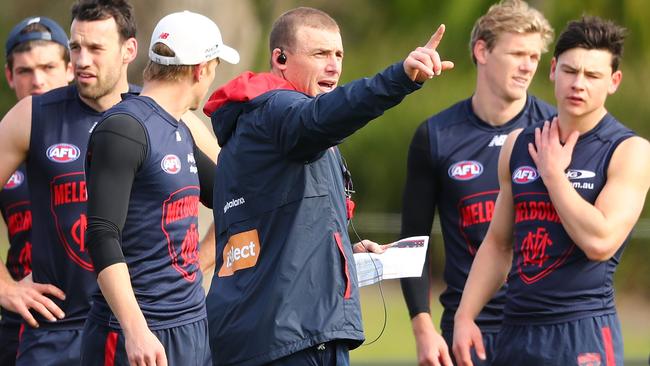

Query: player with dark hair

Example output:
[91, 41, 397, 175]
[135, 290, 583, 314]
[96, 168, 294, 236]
[454, 16, 650, 366]
[399, 1, 555, 365]
[0, 0, 138, 364]
[80, 10, 238, 366]
[203, 6, 453, 366]
[0, 15, 73, 366]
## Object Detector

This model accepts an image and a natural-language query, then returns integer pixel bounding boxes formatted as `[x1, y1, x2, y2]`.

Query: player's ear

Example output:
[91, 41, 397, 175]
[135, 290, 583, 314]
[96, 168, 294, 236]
[121, 37, 138, 64]
[549, 57, 557, 82]
[608, 69, 622, 95]
[5, 64, 15, 90]
[473, 40, 488, 65]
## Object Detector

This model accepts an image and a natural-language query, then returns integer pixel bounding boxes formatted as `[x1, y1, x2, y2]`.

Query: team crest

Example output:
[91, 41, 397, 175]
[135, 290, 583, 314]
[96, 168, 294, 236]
[47, 143, 81, 163]
[50, 172, 93, 271]
[162, 186, 200, 282]
[515, 193, 574, 284]
[4, 171, 25, 189]
[161, 154, 181, 174]
[448, 161, 483, 181]
[512, 166, 539, 184]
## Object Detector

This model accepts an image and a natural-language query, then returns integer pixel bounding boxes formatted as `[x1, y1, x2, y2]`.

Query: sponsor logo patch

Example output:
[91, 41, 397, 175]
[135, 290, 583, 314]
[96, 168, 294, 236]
[488, 134, 508, 147]
[223, 197, 245, 213]
[448, 161, 483, 181]
[47, 143, 80, 163]
[161, 154, 181, 174]
[218, 229, 260, 277]
[566, 169, 595, 180]
[3, 171, 24, 189]
[512, 166, 539, 184]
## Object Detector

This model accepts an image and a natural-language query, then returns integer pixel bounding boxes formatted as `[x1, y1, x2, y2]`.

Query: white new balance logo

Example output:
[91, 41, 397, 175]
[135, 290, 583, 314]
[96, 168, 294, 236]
[488, 134, 507, 147]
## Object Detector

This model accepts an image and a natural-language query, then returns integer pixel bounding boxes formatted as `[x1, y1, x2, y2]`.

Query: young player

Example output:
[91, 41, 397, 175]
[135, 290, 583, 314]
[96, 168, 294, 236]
[454, 16, 650, 366]
[400, 1, 554, 364]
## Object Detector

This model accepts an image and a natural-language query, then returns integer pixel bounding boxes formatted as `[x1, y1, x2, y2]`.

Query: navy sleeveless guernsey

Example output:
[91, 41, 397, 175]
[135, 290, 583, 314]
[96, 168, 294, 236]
[28, 84, 139, 328]
[87, 95, 205, 329]
[0, 163, 32, 326]
[428, 96, 555, 331]
[507, 114, 634, 324]
[28, 84, 105, 328]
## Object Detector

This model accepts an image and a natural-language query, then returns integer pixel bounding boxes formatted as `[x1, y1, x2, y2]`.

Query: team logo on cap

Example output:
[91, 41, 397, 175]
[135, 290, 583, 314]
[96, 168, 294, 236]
[512, 166, 539, 184]
[159, 32, 169, 40]
[161, 154, 181, 174]
[448, 161, 483, 181]
[4, 171, 25, 189]
[47, 143, 80, 163]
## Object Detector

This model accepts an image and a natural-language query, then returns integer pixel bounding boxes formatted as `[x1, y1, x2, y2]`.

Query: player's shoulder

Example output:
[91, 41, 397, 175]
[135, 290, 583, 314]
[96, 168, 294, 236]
[425, 98, 472, 129]
[33, 84, 77, 106]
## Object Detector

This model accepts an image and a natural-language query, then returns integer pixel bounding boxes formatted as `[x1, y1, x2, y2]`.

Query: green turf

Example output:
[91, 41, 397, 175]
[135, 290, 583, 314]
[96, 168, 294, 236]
[351, 281, 650, 363]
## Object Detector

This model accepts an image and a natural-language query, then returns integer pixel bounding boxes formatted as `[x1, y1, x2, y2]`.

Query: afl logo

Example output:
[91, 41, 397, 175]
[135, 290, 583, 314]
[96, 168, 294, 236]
[449, 161, 483, 181]
[161, 154, 181, 174]
[3, 171, 24, 189]
[512, 166, 539, 184]
[47, 143, 80, 163]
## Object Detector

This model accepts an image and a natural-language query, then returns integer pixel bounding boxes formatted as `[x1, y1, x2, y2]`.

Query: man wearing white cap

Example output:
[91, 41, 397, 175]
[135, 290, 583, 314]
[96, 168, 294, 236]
[79, 11, 238, 366]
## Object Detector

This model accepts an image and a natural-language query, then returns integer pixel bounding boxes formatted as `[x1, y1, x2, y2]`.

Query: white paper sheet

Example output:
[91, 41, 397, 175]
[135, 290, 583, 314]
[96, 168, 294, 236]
[354, 236, 429, 287]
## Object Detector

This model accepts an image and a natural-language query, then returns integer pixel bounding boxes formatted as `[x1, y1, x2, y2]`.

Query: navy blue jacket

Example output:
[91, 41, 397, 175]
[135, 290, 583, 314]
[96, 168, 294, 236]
[205, 63, 421, 366]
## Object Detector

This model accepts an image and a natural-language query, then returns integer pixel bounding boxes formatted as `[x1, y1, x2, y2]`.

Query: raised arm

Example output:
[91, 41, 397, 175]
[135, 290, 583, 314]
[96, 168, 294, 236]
[273, 25, 454, 162]
[452, 129, 520, 366]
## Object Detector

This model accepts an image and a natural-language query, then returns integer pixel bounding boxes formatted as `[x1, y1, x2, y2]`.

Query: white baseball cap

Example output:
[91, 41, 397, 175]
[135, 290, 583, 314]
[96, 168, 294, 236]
[149, 10, 240, 65]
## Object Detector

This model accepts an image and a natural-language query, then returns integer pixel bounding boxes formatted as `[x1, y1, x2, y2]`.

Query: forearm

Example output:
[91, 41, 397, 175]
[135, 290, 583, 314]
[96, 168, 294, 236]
[0, 263, 17, 293]
[455, 238, 511, 322]
[543, 173, 633, 261]
[400, 121, 436, 317]
[97, 264, 148, 337]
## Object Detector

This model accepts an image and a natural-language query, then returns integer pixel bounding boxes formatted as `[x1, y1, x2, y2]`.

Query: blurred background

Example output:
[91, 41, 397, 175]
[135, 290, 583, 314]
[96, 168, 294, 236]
[1, 0, 649, 364]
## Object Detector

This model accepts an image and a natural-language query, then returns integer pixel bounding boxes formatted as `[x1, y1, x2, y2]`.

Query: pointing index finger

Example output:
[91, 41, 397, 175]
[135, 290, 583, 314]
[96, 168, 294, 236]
[424, 24, 446, 49]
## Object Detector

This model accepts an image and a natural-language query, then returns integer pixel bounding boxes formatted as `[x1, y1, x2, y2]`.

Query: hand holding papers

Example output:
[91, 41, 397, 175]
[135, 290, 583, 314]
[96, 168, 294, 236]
[354, 236, 429, 287]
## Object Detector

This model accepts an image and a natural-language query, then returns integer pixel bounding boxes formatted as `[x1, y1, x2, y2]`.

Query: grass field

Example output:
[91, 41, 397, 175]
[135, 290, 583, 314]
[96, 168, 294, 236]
[351, 281, 650, 365]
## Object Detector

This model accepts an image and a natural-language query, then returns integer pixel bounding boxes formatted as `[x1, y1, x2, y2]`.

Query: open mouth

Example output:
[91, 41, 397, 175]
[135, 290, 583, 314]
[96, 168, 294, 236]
[318, 81, 336, 90]
[76, 71, 96, 82]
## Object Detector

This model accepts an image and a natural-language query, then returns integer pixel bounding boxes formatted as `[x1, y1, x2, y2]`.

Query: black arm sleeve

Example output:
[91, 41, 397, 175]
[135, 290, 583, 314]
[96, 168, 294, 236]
[399, 121, 439, 318]
[193, 142, 215, 208]
[86, 114, 147, 275]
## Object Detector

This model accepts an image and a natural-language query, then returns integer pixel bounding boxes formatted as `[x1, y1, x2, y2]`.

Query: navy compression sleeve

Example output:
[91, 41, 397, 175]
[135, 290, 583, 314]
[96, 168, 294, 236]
[400, 122, 438, 318]
[86, 114, 147, 275]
